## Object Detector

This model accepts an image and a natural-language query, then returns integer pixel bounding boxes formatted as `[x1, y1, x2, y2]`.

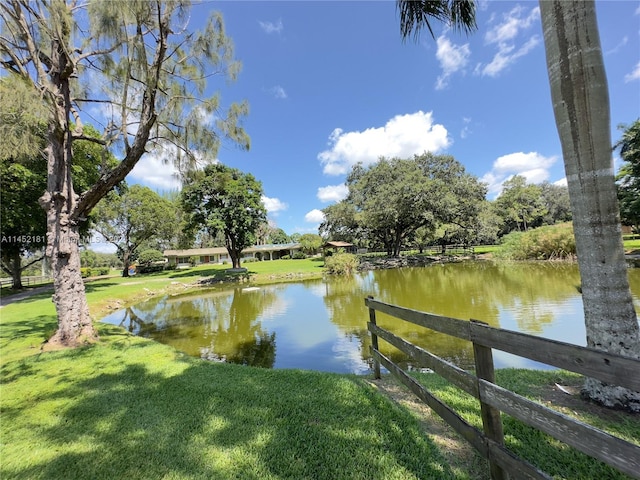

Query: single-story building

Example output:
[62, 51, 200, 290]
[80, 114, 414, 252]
[164, 243, 302, 267]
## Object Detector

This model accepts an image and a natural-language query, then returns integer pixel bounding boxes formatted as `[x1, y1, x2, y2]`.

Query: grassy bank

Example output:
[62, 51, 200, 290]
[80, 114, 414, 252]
[1, 292, 466, 480]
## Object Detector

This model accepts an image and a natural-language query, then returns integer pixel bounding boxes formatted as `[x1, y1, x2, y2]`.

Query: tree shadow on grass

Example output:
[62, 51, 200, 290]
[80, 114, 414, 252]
[2, 345, 465, 480]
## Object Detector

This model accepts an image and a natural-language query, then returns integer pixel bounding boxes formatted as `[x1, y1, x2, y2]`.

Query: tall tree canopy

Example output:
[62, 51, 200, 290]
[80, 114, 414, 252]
[494, 175, 547, 234]
[323, 154, 486, 256]
[181, 164, 267, 269]
[93, 185, 176, 277]
[0, 0, 248, 346]
[615, 119, 640, 233]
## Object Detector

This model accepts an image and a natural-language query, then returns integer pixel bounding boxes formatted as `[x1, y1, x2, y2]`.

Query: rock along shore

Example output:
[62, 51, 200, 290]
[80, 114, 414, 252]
[356, 254, 473, 271]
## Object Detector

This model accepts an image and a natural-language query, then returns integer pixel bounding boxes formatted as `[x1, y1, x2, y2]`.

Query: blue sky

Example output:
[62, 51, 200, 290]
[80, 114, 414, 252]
[126, 0, 640, 238]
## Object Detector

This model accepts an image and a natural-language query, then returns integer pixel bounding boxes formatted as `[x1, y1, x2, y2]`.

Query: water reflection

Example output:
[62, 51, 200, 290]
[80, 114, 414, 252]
[101, 262, 640, 373]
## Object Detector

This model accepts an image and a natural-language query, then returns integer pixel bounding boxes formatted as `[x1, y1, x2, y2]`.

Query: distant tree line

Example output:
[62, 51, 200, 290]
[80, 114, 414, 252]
[319, 153, 573, 255]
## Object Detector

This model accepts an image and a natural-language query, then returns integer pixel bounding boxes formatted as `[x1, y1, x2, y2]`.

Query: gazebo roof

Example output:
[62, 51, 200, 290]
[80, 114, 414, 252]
[323, 241, 354, 248]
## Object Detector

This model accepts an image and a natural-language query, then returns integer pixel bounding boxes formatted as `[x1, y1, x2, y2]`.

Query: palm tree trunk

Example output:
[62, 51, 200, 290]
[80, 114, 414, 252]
[540, 0, 640, 411]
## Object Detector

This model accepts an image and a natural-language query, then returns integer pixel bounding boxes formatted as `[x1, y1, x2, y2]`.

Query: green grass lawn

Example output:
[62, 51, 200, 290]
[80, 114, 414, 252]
[1, 291, 465, 480]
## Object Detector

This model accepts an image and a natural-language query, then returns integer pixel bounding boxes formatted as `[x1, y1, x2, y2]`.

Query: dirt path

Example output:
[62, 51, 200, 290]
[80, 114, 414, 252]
[0, 285, 53, 307]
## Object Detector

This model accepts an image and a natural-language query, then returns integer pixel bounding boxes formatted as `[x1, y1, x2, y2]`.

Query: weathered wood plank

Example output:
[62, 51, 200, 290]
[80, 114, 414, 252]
[372, 349, 488, 456]
[365, 298, 471, 340]
[367, 296, 381, 379]
[469, 321, 640, 392]
[374, 349, 552, 480]
[479, 379, 640, 479]
[486, 439, 553, 480]
[473, 340, 507, 480]
[368, 322, 478, 397]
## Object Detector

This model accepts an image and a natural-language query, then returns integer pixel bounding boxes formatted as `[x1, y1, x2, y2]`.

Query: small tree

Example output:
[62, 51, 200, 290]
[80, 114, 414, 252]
[299, 234, 323, 255]
[615, 119, 640, 233]
[94, 186, 176, 277]
[182, 164, 267, 269]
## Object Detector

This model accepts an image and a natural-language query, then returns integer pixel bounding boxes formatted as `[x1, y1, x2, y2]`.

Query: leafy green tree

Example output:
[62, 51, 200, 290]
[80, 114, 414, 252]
[615, 119, 640, 233]
[339, 154, 486, 257]
[94, 186, 176, 277]
[299, 234, 323, 255]
[138, 249, 165, 266]
[0, 1, 248, 346]
[494, 175, 547, 234]
[269, 228, 291, 245]
[181, 164, 267, 269]
[539, 182, 572, 226]
[320, 201, 361, 244]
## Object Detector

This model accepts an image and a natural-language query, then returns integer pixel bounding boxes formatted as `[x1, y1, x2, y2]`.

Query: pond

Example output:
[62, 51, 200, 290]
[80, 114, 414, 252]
[101, 261, 640, 374]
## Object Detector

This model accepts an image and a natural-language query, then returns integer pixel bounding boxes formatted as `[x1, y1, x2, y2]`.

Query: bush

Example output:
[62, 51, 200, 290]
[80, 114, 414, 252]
[293, 251, 307, 259]
[98, 267, 110, 276]
[496, 223, 576, 260]
[324, 253, 359, 275]
[80, 267, 92, 278]
[137, 264, 165, 274]
[281, 255, 291, 260]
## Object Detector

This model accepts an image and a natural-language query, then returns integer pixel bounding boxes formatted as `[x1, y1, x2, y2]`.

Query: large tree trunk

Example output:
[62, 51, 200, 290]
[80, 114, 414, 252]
[540, 0, 640, 411]
[121, 250, 131, 277]
[40, 57, 97, 347]
[10, 250, 23, 290]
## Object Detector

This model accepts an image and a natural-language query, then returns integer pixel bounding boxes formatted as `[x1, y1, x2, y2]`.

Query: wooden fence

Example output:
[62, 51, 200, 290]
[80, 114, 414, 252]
[365, 296, 640, 480]
[0, 275, 52, 288]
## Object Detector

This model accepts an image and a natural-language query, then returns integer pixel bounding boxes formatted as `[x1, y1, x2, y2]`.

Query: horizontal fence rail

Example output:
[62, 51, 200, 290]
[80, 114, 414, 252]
[365, 296, 640, 480]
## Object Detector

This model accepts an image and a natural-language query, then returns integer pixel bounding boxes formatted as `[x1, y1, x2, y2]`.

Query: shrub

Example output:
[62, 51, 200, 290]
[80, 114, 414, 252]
[281, 255, 291, 260]
[496, 223, 576, 260]
[293, 251, 306, 259]
[98, 267, 110, 276]
[137, 264, 164, 274]
[324, 253, 359, 275]
[80, 267, 92, 278]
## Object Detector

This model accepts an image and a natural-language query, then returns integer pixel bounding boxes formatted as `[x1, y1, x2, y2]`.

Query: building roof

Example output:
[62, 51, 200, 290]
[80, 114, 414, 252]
[164, 243, 301, 257]
[323, 241, 354, 248]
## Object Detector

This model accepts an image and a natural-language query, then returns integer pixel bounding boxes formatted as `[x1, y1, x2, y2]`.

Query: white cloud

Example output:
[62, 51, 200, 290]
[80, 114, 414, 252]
[478, 6, 540, 77]
[318, 111, 450, 176]
[259, 19, 283, 34]
[262, 195, 288, 214]
[624, 62, 640, 83]
[305, 209, 326, 223]
[317, 184, 348, 203]
[480, 35, 540, 77]
[434, 35, 471, 90]
[481, 151, 558, 198]
[554, 178, 567, 187]
[266, 85, 288, 99]
[460, 117, 472, 139]
[605, 35, 628, 55]
[436, 35, 471, 90]
[128, 154, 182, 190]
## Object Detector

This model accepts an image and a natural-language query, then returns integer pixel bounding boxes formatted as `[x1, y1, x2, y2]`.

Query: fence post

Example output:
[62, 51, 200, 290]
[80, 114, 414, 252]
[472, 320, 508, 480]
[367, 295, 381, 379]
